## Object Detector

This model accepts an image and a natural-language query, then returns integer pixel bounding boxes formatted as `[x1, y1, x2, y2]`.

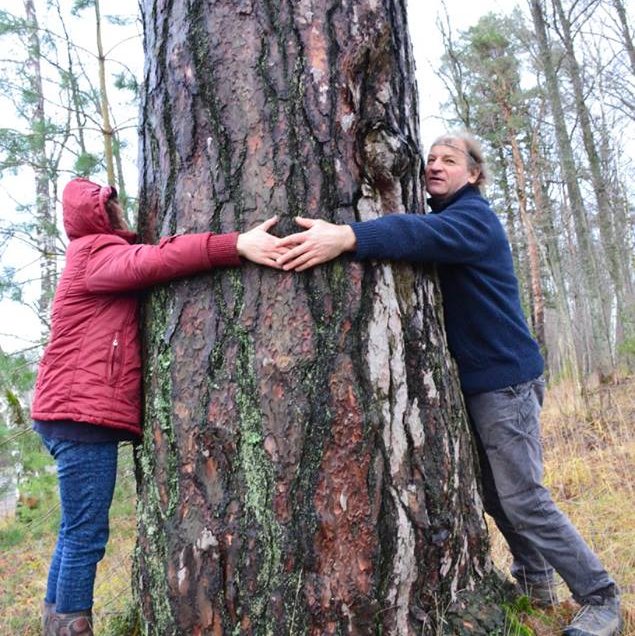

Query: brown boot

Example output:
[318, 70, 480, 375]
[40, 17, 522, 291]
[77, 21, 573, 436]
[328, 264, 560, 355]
[48, 610, 93, 636]
[42, 601, 56, 635]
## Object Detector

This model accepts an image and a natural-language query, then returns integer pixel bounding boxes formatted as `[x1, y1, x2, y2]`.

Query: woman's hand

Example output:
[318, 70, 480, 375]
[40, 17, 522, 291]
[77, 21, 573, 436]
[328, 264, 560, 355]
[236, 216, 287, 268]
[275, 217, 356, 271]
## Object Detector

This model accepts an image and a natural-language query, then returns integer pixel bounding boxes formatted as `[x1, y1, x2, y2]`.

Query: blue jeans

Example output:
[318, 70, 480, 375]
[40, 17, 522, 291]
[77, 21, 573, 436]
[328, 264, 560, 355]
[40, 434, 118, 613]
[465, 377, 614, 603]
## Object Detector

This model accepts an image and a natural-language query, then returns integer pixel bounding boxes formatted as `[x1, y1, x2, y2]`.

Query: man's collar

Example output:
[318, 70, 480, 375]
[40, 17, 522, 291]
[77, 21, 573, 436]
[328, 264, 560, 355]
[427, 183, 477, 213]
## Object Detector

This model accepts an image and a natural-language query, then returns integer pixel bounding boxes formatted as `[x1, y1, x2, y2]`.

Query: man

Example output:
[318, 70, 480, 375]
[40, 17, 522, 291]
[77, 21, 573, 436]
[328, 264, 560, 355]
[276, 131, 622, 636]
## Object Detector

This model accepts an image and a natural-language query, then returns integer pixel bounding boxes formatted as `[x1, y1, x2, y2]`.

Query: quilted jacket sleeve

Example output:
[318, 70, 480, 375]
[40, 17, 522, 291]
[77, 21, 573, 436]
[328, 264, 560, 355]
[84, 232, 240, 293]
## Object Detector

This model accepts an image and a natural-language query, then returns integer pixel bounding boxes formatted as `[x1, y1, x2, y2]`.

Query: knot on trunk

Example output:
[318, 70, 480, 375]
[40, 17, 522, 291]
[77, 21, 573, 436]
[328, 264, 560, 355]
[357, 122, 413, 190]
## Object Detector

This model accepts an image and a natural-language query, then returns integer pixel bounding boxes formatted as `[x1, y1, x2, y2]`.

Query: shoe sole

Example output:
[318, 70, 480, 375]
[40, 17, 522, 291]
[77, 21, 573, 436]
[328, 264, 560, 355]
[562, 619, 624, 636]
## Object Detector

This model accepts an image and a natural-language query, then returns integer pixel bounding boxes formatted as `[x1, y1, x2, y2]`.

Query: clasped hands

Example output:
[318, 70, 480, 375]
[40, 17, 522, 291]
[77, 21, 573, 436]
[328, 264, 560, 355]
[236, 216, 356, 271]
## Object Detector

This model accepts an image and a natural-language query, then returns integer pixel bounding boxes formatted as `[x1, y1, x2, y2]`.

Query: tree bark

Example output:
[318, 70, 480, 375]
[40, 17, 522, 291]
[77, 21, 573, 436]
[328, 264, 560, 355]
[134, 2, 503, 634]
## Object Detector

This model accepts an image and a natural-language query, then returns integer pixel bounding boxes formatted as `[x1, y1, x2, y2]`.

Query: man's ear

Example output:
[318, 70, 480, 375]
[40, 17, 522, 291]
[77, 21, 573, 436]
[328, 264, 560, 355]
[467, 168, 480, 185]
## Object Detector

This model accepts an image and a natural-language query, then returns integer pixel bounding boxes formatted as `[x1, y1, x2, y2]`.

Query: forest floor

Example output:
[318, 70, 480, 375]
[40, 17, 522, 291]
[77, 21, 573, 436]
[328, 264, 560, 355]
[0, 376, 633, 635]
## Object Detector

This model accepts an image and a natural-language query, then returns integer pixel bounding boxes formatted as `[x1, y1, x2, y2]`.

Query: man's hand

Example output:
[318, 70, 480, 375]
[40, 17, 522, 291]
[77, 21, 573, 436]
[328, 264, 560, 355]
[236, 216, 287, 268]
[276, 217, 357, 271]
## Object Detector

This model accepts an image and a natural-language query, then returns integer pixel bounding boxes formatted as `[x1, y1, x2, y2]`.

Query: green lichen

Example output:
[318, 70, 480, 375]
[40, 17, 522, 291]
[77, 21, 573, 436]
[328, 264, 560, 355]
[144, 289, 181, 519]
[195, 273, 284, 630]
[134, 285, 182, 635]
[155, 0, 178, 236]
[132, 504, 175, 635]
[234, 327, 283, 627]
[153, 347, 181, 517]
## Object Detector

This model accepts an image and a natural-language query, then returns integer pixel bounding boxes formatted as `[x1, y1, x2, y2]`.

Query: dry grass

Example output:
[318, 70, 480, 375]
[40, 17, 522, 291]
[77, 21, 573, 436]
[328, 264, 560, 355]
[0, 444, 136, 635]
[490, 375, 635, 635]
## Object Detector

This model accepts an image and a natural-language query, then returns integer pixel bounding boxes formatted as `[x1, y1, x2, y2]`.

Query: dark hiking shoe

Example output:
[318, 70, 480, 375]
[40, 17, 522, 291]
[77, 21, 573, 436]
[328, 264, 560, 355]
[516, 577, 558, 608]
[48, 610, 93, 636]
[563, 594, 622, 636]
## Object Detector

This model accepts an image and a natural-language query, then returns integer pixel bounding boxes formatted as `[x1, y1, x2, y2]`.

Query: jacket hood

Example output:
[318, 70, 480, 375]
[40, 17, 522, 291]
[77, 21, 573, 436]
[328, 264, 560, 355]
[62, 177, 118, 240]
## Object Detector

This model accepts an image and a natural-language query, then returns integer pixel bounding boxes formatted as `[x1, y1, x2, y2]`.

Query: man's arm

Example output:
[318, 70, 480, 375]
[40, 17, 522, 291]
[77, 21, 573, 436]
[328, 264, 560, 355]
[278, 207, 496, 270]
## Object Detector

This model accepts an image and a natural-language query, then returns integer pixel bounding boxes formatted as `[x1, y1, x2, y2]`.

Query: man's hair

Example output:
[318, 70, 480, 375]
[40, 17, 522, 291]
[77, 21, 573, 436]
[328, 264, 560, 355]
[430, 130, 488, 190]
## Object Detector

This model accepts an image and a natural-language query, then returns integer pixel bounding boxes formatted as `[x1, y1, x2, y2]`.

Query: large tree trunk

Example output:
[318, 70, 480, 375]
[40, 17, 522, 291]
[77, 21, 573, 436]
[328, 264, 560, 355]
[134, 2, 503, 634]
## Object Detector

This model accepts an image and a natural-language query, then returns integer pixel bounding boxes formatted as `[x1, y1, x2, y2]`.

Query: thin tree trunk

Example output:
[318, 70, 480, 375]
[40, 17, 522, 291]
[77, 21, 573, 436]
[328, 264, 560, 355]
[24, 0, 57, 328]
[612, 0, 635, 74]
[495, 149, 528, 309]
[529, 0, 613, 378]
[594, 67, 635, 367]
[134, 1, 505, 634]
[94, 0, 115, 185]
[113, 133, 130, 215]
[508, 132, 545, 352]
[552, 0, 621, 375]
[528, 121, 587, 402]
[53, 0, 88, 156]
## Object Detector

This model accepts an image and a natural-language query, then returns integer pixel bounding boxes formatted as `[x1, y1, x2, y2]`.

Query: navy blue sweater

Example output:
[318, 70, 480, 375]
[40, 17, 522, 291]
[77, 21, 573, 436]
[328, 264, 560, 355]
[350, 185, 543, 395]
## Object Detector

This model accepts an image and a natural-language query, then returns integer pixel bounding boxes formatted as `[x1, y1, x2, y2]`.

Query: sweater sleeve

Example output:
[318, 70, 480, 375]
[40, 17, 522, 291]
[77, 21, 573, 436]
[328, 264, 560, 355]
[350, 205, 497, 265]
[85, 231, 240, 293]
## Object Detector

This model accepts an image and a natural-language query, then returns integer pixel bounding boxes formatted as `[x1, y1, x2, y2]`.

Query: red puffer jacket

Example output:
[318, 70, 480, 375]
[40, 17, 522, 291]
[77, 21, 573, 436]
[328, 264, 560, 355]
[31, 177, 241, 436]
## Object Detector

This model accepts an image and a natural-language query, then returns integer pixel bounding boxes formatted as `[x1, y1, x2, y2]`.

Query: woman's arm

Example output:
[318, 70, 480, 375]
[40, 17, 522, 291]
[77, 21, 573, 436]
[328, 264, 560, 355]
[85, 217, 283, 293]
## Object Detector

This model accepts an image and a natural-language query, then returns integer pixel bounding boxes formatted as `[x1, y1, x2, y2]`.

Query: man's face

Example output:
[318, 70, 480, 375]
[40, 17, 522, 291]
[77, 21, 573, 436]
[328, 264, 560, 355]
[424, 141, 478, 200]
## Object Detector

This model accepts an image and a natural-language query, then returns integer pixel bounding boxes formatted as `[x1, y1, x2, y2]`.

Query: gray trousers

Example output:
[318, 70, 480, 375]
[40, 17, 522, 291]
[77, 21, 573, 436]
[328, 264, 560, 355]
[465, 377, 614, 602]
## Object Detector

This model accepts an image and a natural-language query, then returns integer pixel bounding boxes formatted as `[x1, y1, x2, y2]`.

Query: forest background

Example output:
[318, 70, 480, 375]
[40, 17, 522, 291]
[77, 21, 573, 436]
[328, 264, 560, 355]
[0, 0, 633, 634]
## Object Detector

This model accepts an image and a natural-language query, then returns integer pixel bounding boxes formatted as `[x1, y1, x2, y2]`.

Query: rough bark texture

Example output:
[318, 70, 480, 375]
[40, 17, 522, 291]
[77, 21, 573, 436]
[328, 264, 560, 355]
[134, 1, 504, 634]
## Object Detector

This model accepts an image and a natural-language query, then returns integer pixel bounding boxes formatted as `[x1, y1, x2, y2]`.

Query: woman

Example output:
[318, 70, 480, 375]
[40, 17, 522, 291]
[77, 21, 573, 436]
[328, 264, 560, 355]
[32, 177, 284, 635]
